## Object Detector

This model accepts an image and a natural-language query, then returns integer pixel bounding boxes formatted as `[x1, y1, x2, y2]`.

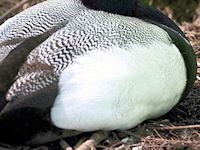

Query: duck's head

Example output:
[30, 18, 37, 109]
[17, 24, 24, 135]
[82, 0, 135, 15]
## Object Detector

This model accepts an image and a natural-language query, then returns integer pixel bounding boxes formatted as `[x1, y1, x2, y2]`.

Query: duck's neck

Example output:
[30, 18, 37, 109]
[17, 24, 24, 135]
[82, 0, 135, 16]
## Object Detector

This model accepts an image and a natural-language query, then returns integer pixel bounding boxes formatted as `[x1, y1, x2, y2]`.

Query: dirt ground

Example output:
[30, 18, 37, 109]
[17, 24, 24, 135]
[0, 1, 200, 150]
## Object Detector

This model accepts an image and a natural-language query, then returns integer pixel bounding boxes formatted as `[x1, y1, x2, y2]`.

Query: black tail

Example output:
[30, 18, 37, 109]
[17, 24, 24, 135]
[0, 82, 59, 145]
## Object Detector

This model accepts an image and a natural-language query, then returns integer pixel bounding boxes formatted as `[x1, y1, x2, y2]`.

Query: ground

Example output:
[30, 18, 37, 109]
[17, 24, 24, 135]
[0, 0, 200, 150]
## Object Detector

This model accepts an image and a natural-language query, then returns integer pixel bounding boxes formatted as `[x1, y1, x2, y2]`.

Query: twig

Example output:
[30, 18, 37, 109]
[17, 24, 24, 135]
[142, 137, 197, 145]
[0, 0, 30, 24]
[109, 141, 124, 148]
[185, 31, 200, 36]
[140, 137, 200, 149]
[31, 146, 48, 150]
[153, 129, 163, 139]
[157, 124, 200, 130]
[59, 139, 73, 150]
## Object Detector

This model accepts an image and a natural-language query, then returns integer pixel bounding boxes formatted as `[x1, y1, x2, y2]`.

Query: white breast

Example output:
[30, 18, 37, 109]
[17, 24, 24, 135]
[50, 41, 186, 131]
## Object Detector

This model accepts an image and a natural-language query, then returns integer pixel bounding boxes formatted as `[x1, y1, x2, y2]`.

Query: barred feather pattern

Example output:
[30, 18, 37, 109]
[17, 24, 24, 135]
[7, 71, 58, 101]
[6, 62, 58, 101]
[6, 10, 171, 101]
[0, 0, 85, 62]
[36, 10, 171, 73]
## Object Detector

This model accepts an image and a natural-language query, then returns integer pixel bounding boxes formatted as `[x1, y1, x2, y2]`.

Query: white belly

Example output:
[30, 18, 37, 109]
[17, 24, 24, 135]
[51, 41, 187, 131]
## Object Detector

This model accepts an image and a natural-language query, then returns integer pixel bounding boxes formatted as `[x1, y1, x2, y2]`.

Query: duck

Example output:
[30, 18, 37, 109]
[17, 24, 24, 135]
[0, 0, 197, 146]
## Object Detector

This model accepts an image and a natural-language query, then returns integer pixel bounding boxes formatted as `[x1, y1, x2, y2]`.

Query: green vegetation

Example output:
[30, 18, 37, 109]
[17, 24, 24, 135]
[139, 0, 150, 5]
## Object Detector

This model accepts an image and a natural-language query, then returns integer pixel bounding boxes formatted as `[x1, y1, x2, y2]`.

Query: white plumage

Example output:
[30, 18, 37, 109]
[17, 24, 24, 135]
[51, 41, 186, 131]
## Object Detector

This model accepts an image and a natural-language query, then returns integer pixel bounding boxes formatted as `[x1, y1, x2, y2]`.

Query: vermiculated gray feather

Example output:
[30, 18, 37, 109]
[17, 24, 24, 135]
[0, 0, 85, 62]
[6, 10, 171, 100]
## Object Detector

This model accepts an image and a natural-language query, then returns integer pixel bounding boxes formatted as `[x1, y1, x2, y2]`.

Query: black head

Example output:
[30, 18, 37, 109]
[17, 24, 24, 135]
[82, 0, 185, 38]
[82, 0, 136, 16]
